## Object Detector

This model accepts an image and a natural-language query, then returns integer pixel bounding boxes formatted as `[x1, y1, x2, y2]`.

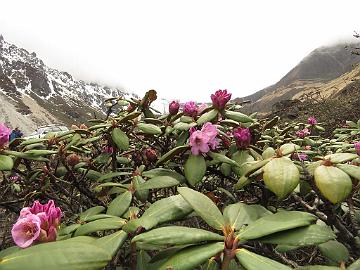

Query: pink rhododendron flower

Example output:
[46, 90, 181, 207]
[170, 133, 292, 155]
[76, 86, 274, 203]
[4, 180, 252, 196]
[211, 89, 232, 110]
[307, 116, 318, 125]
[183, 101, 198, 117]
[295, 128, 310, 138]
[233, 127, 251, 149]
[354, 142, 360, 155]
[11, 214, 41, 248]
[292, 152, 308, 161]
[0, 123, 11, 148]
[201, 122, 219, 149]
[197, 103, 208, 115]
[12, 200, 62, 248]
[169, 100, 180, 115]
[189, 122, 219, 155]
[103, 146, 114, 154]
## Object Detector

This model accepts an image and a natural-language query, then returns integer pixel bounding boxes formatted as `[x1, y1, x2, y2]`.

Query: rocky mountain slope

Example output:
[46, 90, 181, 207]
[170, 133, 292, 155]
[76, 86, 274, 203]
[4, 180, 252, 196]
[238, 42, 360, 113]
[0, 35, 132, 134]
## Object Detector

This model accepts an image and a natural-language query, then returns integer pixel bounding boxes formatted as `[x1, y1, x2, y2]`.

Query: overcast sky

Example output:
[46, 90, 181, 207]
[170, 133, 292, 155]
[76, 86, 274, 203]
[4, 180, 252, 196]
[0, 0, 359, 103]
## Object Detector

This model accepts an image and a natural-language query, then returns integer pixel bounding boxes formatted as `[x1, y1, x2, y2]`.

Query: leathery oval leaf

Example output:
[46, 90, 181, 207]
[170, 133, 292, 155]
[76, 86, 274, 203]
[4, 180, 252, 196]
[184, 154, 206, 186]
[178, 187, 225, 230]
[236, 248, 291, 270]
[155, 242, 224, 270]
[0, 240, 111, 270]
[106, 191, 132, 217]
[111, 128, 129, 150]
[74, 217, 126, 236]
[314, 165, 352, 204]
[237, 211, 316, 240]
[132, 226, 224, 246]
[263, 157, 300, 199]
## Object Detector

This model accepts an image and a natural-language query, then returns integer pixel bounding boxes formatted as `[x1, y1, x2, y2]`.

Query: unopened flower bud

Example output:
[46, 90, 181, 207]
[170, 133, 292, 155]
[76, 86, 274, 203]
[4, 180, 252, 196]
[168, 100, 180, 115]
[66, 153, 80, 167]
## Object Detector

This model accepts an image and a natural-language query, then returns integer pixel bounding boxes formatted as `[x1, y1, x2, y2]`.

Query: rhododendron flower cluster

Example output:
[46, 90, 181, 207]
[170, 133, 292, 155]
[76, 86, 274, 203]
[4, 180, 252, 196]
[295, 128, 310, 138]
[0, 123, 11, 148]
[233, 127, 251, 149]
[183, 101, 198, 117]
[189, 122, 219, 155]
[355, 142, 360, 155]
[12, 200, 61, 248]
[307, 116, 318, 125]
[169, 100, 180, 115]
[292, 152, 308, 161]
[211, 89, 232, 110]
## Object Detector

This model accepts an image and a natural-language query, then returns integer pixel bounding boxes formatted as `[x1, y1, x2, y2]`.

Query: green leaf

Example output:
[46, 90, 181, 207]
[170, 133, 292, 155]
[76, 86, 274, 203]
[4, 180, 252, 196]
[156, 145, 190, 166]
[280, 143, 300, 156]
[132, 226, 224, 246]
[142, 168, 185, 183]
[106, 191, 132, 217]
[318, 240, 349, 263]
[237, 211, 316, 240]
[236, 249, 291, 270]
[0, 241, 111, 270]
[137, 250, 151, 270]
[0, 247, 20, 259]
[0, 155, 13, 171]
[178, 187, 225, 230]
[58, 224, 82, 236]
[224, 110, 254, 123]
[83, 214, 116, 222]
[259, 224, 335, 247]
[209, 152, 239, 167]
[79, 206, 105, 221]
[97, 171, 132, 182]
[23, 149, 58, 156]
[197, 109, 218, 125]
[74, 217, 126, 236]
[94, 230, 128, 257]
[111, 128, 129, 150]
[223, 203, 271, 231]
[348, 258, 360, 270]
[155, 242, 224, 270]
[138, 123, 162, 135]
[184, 154, 206, 186]
[336, 163, 360, 181]
[173, 122, 197, 131]
[324, 153, 358, 163]
[296, 266, 340, 270]
[138, 176, 180, 190]
[123, 195, 192, 233]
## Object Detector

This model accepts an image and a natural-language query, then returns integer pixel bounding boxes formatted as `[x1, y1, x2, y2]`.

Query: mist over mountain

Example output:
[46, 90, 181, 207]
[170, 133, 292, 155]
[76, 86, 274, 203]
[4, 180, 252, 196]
[0, 35, 134, 134]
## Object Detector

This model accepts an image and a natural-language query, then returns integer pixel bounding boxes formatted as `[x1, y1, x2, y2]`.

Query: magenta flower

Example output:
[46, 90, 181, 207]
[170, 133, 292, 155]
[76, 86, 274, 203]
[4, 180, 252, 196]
[12, 200, 62, 248]
[211, 89, 232, 110]
[354, 142, 360, 155]
[0, 123, 11, 148]
[11, 214, 41, 248]
[307, 116, 318, 125]
[233, 127, 251, 149]
[103, 146, 114, 154]
[189, 122, 219, 155]
[295, 128, 310, 138]
[169, 100, 180, 115]
[183, 101, 198, 117]
[292, 152, 308, 161]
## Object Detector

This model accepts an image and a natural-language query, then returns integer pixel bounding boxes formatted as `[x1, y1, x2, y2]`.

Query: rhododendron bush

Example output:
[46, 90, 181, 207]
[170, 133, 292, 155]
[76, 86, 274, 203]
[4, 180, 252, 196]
[0, 89, 359, 270]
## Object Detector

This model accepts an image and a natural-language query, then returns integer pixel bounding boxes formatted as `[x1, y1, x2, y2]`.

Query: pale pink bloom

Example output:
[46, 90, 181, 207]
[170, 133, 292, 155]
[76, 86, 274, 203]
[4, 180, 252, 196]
[13, 200, 62, 248]
[201, 123, 219, 150]
[183, 101, 198, 117]
[295, 128, 310, 138]
[292, 152, 308, 161]
[0, 123, 11, 148]
[211, 89, 232, 110]
[233, 127, 251, 149]
[190, 130, 210, 155]
[169, 100, 180, 115]
[197, 103, 208, 115]
[11, 214, 41, 248]
[307, 116, 318, 125]
[354, 142, 360, 155]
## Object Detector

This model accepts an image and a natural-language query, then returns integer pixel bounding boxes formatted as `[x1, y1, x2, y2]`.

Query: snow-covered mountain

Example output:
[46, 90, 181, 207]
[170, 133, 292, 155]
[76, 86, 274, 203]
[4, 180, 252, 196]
[0, 35, 135, 134]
